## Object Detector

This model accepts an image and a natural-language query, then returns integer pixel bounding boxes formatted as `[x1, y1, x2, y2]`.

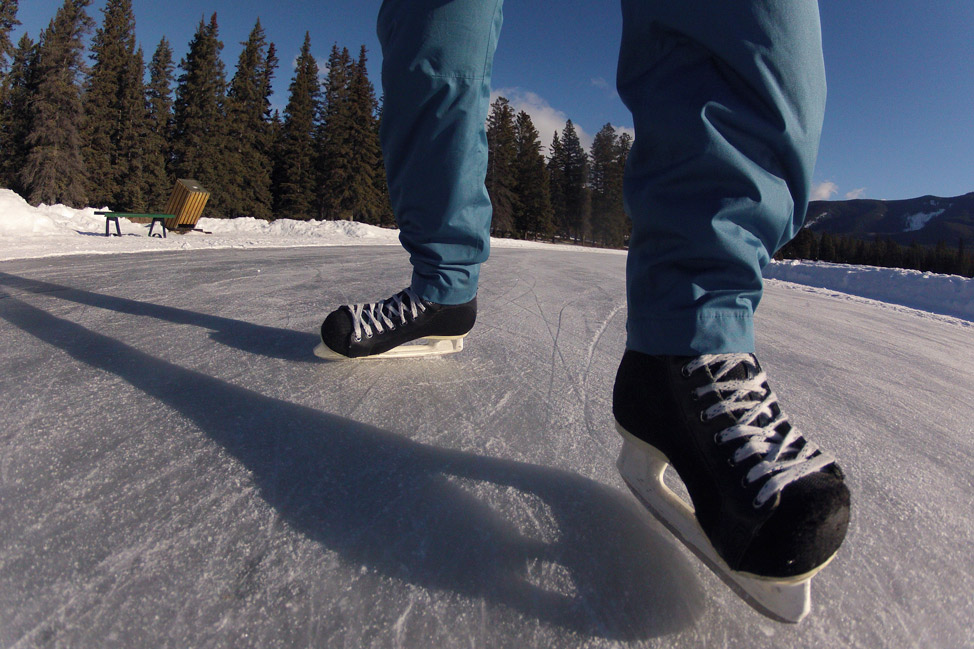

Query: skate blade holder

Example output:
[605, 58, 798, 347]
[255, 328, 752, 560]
[314, 336, 465, 361]
[615, 425, 824, 624]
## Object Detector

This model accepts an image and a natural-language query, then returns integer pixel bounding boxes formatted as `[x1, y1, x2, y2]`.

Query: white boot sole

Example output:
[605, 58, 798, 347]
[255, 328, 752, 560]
[314, 336, 465, 361]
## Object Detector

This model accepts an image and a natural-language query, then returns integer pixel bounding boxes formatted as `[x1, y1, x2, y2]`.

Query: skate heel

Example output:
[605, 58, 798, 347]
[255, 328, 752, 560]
[615, 422, 813, 624]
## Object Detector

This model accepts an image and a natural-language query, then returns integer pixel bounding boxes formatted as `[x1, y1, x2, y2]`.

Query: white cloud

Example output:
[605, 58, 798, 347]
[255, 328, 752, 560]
[811, 181, 839, 201]
[590, 76, 620, 100]
[844, 187, 867, 200]
[491, 87, 594, 153]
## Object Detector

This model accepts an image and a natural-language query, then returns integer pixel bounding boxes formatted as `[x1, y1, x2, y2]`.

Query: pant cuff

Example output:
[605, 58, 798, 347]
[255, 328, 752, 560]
[626, 313, 755, 356]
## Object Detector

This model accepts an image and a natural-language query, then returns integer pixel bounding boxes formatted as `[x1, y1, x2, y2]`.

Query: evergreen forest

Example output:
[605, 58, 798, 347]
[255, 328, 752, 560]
[0, 0, 630, 244]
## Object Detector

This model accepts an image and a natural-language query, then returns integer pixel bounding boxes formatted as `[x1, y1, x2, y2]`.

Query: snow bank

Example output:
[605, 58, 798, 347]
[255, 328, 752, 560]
[2, 188, 971, 321]
[0, 189, 86, 236]
[0, 188, 403, 260]
[199, 214, 397, 241]
[765, 260, 974, 321]
[0, 188, 602, 260]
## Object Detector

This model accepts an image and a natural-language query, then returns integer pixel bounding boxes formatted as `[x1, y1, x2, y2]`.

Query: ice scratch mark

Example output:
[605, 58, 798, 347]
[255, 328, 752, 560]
[583, 301, 625, 384]
[393, 593, 415, 649]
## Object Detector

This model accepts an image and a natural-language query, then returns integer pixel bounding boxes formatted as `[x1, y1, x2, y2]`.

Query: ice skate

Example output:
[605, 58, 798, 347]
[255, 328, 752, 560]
[613, 351, 850, 623]
[315, 288, 476, 360]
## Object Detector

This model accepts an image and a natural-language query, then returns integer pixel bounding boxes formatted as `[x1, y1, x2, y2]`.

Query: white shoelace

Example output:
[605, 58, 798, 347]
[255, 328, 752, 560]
[348, 288, 426, 343]
[685, 353, 836, 508]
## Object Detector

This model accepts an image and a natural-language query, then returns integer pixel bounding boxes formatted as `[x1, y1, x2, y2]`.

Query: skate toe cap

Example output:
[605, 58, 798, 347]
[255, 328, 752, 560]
[741, 471, 851, 578]
[321, 307, 354, 356]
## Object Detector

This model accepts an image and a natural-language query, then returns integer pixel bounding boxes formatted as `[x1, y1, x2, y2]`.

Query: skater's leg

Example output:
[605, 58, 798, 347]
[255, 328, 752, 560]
[612, 1, 849, 621]
[618, 0, 826, 355]
[378, 0, 504, 305]
[316, 0, 500, 360]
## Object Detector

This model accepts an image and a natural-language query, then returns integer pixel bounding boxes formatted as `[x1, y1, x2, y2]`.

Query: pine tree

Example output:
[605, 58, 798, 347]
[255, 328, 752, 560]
[0, 0, 21, 189]
[276, 32, 319, 220]
[258, 42, 278, 213]
[0, 32, 35, 193]
[317, 44, 352, 219]
[84, 0, 146, 210]
[607, 130, 631, 247]
[225, 20, 275, 219]
[343, 45, 384, 223]
[316, 44, 383, 222]
[0, 0, 19, 73]
[485, 96, 517, 235]
[116, 44, 147, 209]
[512, 110, 553, 239]
[22, 0, 93, 207]
[373, 95, 394, 226]
[144, 37, 173, 209]
[172, 14, 230, 216]
[589, 123, 629, 247]
[268, 107, 286, 215]
[548, 131, 566, 238]
[551, 120, 590, 243]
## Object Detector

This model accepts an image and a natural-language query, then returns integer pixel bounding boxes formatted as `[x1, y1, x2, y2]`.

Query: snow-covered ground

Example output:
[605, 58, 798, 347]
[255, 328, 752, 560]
[2, 188, 971, 324]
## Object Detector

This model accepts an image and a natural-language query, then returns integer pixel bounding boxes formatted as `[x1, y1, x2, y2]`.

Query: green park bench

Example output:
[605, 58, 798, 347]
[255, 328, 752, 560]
[94, 179, 211, 238]
[95, 212, 172, 238]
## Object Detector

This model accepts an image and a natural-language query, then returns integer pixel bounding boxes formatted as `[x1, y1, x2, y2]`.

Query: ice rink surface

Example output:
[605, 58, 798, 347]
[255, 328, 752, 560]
[0, 246, 971, 648]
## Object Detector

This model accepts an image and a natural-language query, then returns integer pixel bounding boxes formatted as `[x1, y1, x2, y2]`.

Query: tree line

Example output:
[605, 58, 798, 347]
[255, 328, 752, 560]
[0, 0, 635, 244]
[776, 228, 974, 278]
[0, 0, 390, 223]
[486, 96, 632, 248]
[18, 0, 965, 276]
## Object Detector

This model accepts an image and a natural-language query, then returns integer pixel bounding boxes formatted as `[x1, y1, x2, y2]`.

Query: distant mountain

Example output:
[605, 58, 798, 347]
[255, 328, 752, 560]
[805, 192, 974, 246]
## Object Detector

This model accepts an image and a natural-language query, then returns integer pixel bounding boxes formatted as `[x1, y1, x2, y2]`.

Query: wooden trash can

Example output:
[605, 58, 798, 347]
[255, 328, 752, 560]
[163, 179, 210, 231]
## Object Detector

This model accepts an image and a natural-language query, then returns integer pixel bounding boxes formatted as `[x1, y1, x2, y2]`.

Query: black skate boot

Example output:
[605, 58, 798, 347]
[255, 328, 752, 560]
[613, 350, 850, 622]
[315, 288, 476, 360]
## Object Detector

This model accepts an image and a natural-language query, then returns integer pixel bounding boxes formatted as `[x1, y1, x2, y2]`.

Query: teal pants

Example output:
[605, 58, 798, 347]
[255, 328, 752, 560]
[377, 0, 826, 355]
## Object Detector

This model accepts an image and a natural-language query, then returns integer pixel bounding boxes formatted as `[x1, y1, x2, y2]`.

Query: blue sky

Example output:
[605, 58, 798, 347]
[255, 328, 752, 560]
[11, 0, 974, 201]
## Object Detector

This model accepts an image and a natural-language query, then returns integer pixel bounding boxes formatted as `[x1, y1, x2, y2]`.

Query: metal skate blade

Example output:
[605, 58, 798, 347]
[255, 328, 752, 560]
[615, 424, 814, 624]
[313, 336, 464, 361]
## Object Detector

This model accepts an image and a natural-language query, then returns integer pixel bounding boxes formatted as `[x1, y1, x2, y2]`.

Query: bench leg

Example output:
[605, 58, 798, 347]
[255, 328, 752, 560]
[148, 219, 167, 238]
[105, 217, 121, 237]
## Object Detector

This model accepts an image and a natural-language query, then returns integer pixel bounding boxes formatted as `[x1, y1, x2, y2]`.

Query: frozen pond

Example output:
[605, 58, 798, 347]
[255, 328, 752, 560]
[0, 247, 971, 648]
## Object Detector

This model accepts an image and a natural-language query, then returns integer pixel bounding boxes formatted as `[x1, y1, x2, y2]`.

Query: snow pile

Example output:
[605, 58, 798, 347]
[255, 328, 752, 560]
[0, 188, 596, 260]
[765, 259, 974, 321]
[0, 188, 403, 259]
[0, 189, 81, 236]
[200, 214, 398, 241]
